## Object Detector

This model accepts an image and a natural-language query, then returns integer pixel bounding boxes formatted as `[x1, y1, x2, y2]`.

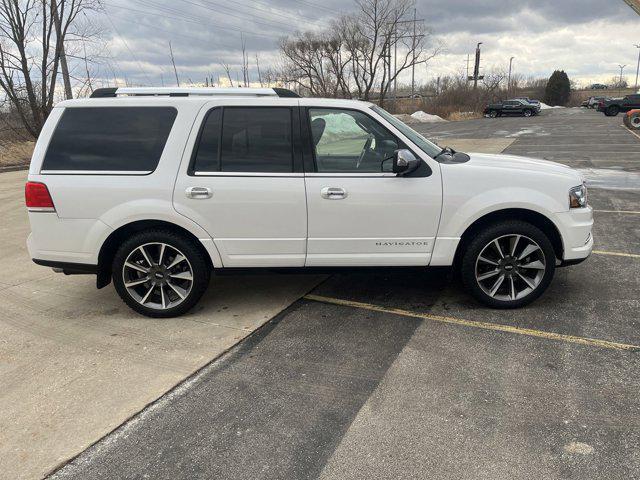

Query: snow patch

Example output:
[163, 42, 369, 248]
[410, 110, 447, 123]
[539, 102, 565, 110]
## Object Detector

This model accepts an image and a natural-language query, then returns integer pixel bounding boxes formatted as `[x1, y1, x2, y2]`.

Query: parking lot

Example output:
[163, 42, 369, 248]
[3, 107, 640, 479]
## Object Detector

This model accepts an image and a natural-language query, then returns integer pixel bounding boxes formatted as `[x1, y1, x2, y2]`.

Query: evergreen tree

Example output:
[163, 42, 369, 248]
[544, 70, 571, 106]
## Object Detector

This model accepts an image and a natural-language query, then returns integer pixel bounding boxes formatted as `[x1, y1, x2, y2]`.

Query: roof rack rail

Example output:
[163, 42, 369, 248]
[89, 87, 300, 98]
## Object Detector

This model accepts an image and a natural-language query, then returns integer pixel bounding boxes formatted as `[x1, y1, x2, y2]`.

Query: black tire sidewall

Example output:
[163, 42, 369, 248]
[606, 106, 619, 116]
[461, 221, 556, 309]
[112, 230, 211, 318]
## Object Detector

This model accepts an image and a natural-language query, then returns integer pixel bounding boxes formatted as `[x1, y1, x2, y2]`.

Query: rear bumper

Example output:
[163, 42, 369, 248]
[32, 258, 98, 275]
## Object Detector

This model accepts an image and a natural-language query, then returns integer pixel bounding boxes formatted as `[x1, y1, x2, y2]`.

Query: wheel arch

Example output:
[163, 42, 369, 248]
[452, 208, 564, 268]
[96, 219, 214, 288]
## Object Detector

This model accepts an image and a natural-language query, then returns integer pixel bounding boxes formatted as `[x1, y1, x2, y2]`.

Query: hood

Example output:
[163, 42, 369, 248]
[463, 152, 582, 180]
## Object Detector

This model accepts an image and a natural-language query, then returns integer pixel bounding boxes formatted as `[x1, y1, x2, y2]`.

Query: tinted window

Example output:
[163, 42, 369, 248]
[192, 108, 222, 172]
[309, 108, 399, 173]
[220, 107, 292, 173]
[42, 107, 177, 172]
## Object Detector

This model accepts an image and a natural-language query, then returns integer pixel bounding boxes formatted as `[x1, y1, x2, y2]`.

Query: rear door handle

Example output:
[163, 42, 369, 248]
[321, 187, 347, 199]
[185, 186, 212, 199]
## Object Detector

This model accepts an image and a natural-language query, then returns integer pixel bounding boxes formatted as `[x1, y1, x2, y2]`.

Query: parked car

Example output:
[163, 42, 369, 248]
[580, 99, 589, 108]
[589, 83, 608, 90]
[513, 97, 542, 111]
[484, 99, 539, 117]
[26, 87, 593, 317]
[587, 96, 607, 108]
[597, 94, 640, 116]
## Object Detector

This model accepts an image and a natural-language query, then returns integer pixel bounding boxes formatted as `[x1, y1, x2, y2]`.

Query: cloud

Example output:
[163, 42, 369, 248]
[93, 0, 640, 87]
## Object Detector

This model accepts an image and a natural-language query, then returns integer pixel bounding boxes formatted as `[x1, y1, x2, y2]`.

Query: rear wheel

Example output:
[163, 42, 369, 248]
[461, 221, 556, 308]
[112, 230, 211, 318]
[605, 105, 620, 116]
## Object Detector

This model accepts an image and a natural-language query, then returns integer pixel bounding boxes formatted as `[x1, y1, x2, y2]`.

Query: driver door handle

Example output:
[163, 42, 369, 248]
[185, 186, 212, 199]
[321, 187, 347, 200]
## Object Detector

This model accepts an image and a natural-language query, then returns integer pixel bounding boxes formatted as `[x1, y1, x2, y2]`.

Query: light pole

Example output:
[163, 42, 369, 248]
[619, 64, 627, 95]
[635, 44, 640, 90]
[507, 56, 514, 96]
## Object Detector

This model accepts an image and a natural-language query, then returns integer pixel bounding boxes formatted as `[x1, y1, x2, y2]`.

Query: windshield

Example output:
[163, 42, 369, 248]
[370, 105, 442, 158]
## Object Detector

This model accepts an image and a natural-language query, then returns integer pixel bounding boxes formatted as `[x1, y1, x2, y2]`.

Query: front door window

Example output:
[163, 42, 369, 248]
[308, 108, 399, 173]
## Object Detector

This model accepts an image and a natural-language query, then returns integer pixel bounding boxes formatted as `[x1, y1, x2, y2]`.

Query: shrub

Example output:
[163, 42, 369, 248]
[544, 70, 571, 106]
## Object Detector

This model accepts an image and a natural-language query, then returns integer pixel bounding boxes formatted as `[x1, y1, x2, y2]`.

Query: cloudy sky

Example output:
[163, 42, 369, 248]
[93, 0, 640, 88]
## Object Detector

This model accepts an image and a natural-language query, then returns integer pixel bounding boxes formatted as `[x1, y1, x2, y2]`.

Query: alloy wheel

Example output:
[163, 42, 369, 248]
[122, 242, 194, 310]
[474, 234, 546, 301]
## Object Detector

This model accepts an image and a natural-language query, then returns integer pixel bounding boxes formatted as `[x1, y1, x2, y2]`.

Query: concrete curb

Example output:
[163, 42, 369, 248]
[0, 164, 28, 173]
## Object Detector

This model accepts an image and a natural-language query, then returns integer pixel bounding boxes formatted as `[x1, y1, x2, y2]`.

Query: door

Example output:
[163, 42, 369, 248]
[503, 101, 520, 115]
[303, 107, 442, 267]
[173, 101, 307, 267]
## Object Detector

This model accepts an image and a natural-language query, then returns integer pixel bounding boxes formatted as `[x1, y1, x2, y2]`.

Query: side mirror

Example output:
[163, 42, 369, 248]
[393, 149, 421, 176]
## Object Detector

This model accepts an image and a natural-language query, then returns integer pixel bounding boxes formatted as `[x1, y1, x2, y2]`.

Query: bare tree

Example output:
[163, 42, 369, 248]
[255, 53, 262, 87]
[279, 0, 440, 105]
[240, 33, 249, 87]
[221, 62, 234, 87]
[280, 30, 349, 97]
[0, 0, 97, 138]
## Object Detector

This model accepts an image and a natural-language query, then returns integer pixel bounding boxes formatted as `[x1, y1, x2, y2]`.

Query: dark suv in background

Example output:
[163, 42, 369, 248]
[484, 99, 540, 118]
[597, 94, 640, 116]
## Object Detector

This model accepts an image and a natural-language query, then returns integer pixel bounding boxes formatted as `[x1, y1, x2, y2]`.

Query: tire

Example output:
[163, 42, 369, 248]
[523, 109, 532, 117]
[488, 110, 498, 118]
[112, 229, 211, 318]
[626, 110, 640, 130]
[605, 105, 620, 117]
[460, 221, 556, 309]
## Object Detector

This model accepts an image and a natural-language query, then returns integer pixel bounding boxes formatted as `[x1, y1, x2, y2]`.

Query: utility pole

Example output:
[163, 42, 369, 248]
[635, 44, 640, 90]
[470, 42, 483, 89]
[619, 64, 627, 95]
[507, 56, 514, 95]
[411, 8, 417, 96]
[51, 0, 73, 99]
[169, 41, 180, 87]
[466, 54, 470, 82]
[393, 28, 397, 100]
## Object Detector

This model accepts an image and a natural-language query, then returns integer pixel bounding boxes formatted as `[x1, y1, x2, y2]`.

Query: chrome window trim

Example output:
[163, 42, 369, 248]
[194, 171, 303, 177]
[40, 170, 152, 175]
[304, 172, 397, 177]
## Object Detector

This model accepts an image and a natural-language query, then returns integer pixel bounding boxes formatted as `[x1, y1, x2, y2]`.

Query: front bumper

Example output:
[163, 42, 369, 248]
[554, 206, 594, 261]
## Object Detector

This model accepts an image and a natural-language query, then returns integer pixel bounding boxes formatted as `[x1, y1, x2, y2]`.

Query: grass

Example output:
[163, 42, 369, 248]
[0, 141, 34, 168]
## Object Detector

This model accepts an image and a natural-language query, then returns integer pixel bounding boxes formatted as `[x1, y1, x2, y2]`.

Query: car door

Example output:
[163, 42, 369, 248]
[173, 99, 307, 267]
[302, 104, 442, 267]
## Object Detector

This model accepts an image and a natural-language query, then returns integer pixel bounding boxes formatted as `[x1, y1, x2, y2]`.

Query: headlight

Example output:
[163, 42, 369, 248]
[569, 183, 587, 208]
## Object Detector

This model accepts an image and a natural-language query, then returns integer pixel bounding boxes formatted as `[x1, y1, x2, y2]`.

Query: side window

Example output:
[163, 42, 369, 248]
[42, 107, 177, 172]
[309, 108, 399, 173]
[192, 108, 222, 172]
[220, 107, 293, 173]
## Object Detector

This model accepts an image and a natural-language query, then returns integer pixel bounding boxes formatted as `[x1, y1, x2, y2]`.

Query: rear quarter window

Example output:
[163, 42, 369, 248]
[42, 107, 178, 172]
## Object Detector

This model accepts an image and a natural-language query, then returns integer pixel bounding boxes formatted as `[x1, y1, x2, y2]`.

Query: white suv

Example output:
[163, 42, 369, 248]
[25, 87, 593, 317]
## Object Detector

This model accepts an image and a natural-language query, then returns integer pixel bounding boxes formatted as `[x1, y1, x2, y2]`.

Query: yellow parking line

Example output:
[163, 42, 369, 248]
[304, 294, 639, 352]
[593, 250, 640, 258]
[594, 209, 640, 214]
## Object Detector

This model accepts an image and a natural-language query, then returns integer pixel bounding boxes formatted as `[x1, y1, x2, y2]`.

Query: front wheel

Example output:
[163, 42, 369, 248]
[488, 110, 498, 118]
[523, 109, 532, 117]
[605, 105, 620, 116]
[112, 230, 211, 318]
[460, 221, 556, 308]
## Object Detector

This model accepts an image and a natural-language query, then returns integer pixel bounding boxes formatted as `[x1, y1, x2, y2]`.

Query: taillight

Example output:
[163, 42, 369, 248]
[25, 181, 55, 212]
